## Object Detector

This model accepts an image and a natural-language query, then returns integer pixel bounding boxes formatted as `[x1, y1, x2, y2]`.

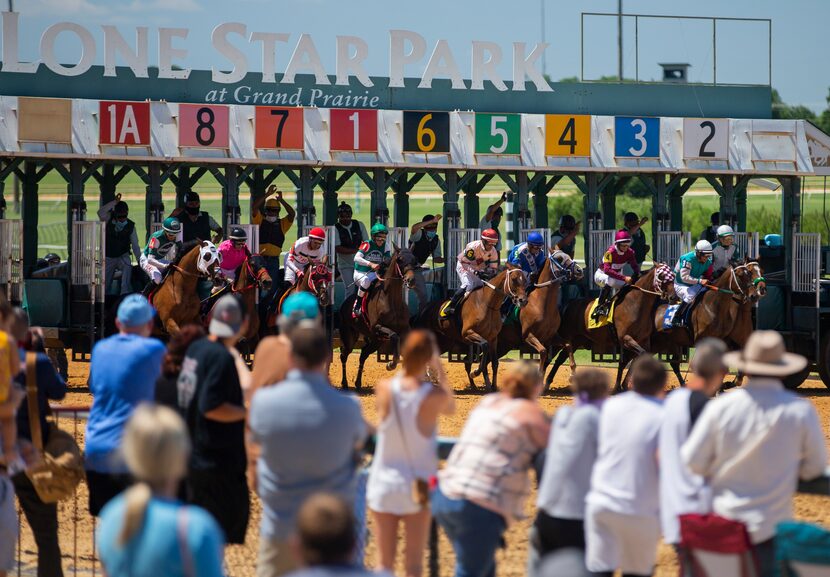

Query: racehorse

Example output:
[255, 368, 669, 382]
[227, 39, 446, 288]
[546, 265, 675, 392]
[415, 264, 528, 391]
[653, 260, 766, 384]
[152, 240, 222, 335]
[338, 246, 419, 390]
[267, 262, 332, 331]
[216, 255, 273, 342]
[496, 250, 583, 374]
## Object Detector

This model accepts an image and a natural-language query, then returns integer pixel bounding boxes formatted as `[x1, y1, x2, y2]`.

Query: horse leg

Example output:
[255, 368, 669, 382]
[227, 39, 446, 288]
[339, 338, 352, 390]
[545, 347, 570, 389]
[615, 349, 633, 394]
[465, 331, 489, 379]
[671, 359, 685, 387]
[620, 334, 647, 356]
[375, 327, 400, 371]
[490, 352, 499, 392]
[478, 343, 492, 391]
[526, 333, 548, 377]
[165, 317, 180, 335]
[356, 340, 379, 391]
[463, 356, 477, 391]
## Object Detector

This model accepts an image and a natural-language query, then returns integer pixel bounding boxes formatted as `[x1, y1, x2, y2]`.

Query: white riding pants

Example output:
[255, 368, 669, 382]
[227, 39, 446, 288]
[139, 254, 165, 285]
[594, 269, 626, 291]
[674, 282, 704, 303]
[456, 264, 483, 293]
[353, 270, 378, 291]
[283, 261, 301, 284]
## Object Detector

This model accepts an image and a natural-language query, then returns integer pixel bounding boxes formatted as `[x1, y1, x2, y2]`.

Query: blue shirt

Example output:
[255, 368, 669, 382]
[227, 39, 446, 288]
[507, 242, 546, 275]
[85, 334, 166, 472]
[97, 495, 224, 577]
[15, 349, 67, 446]
[250, 370, 367, 540]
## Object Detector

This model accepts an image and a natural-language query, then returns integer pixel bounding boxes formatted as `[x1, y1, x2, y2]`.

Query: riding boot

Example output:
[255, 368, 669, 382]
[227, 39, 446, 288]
[592, 286, 612, 320]
[352, 289, 365, 317]
[141, 282, 156, 298]
[673, 301, 689, 327]
[444, 288, 466, 316]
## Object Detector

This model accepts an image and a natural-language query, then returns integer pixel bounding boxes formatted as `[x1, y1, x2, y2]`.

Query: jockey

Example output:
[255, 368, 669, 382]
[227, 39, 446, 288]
[217, 226, 252, 282]
[672, 240, 715, 322]
[711, 225, 741, 278]
[444, 228, 500, 316]
[592, 230, 639, 320]
[140, 217, 183, 288]
[351, 223, 391, 316]
[284, 227, 327, 290]
[507, 232, 546, 285]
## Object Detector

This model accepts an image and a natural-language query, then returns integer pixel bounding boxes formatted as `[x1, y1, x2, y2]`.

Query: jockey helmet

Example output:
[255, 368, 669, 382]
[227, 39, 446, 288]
[162, 217, 182, 234]
[114, 201, 129, 218]
[44, 253, 61, 265]
[371, 223, 389, 237]
[558, 214, 576, 230]
[614, 230, 632, 245]
[527, 232, 544, 246]
[481, 228, 499, 242]
[229, 226, 248, 241]
[264, 198, 280, 210]
[717, 225, 735, 238]
[308, 227, 326, 241]
[695, 239, 714, 255]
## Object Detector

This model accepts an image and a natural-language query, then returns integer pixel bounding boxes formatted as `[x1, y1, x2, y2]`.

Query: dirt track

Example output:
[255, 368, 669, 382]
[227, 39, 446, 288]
[15, 353, 830, 577]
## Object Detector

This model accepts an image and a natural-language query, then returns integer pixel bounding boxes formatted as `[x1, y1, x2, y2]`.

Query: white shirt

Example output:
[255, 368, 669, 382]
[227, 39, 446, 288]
[587, 391, 664, 517]
[659, 388, 710, 544]
[681, 378, 828, 544]
[286, 236, 326, 273]
[536, 403, 601, 520]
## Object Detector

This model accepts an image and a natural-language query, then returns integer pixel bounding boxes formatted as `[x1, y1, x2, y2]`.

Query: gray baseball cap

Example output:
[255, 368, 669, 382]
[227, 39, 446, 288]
[209, 295, 244, 338]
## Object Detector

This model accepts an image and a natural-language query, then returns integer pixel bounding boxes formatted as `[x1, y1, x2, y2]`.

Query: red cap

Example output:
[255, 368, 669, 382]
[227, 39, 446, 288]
[308, 227, 326, 241]
[481, 228, 499, 242]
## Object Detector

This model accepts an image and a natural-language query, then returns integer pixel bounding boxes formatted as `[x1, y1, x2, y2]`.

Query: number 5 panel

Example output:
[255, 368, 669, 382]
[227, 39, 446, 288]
[330, 109, 378, 152]
[474, 113, 521, 155]
[683, 118, 729, 160]
[614, 116, 660, 158]
[178, 104, 230, 148]
[255, 107, 304, 150]
[402, 111, 450, 154]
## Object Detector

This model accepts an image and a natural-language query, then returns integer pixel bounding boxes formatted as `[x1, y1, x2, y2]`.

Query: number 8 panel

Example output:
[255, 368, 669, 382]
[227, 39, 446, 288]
[178, 103, 229, 149]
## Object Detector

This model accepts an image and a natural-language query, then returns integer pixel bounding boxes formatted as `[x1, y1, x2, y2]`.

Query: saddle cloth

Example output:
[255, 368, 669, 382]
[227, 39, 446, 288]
[587, 298, 616, 330]
[663, 304, 681, 330]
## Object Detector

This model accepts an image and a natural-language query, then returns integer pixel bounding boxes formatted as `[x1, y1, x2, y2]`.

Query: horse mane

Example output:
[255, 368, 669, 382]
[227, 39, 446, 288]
[171, 239, 202, 266]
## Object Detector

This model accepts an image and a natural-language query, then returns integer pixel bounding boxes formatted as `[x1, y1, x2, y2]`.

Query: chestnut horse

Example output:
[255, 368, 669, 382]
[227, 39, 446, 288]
[415, 264, 528, 391]
[226, 255, 272, 342]
[546, 265, 675, 391]
[338, 247, 418, 390]
[153, 240, 222, 335]
[496, 250, 584, 373]
[267, 262, 333, 332]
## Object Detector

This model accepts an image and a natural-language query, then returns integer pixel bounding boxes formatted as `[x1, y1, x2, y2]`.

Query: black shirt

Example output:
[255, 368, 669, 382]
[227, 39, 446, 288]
[177, 338, 246, 472]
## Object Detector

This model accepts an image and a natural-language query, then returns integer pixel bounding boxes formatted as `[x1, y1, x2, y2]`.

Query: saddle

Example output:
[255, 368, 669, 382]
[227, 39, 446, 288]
[666, 289, 708, 329]
[352, 282, 381, 322]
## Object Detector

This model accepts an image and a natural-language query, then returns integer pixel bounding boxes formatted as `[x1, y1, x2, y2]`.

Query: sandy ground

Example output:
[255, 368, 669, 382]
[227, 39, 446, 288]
[14, 352, 830, 577]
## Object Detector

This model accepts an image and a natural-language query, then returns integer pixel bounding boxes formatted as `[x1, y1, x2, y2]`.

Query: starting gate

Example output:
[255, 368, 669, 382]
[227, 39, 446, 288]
[304, 225, 337, 299]
[733, 231, 760, 260]
[655, 231, 691, 267]
[447, 229, 480, 290]
[792, 233, 821, 300]
[588, 229, 616, 287]
[71, 221, 106, 359]
[237, 224, 260, 253]
[0, 219, 22, 303]
[388, 227, 410, 250]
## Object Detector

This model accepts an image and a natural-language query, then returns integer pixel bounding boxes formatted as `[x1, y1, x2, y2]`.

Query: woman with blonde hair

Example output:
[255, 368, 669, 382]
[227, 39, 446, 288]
[367, 330, 455, 577]
[96, 404, 224, 577]
[432, 361, 550, 577]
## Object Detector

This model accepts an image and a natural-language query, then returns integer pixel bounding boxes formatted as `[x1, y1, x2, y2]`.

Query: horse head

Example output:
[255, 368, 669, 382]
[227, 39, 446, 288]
[247, 255, 273, 293]
[504, 263, 528, 308]
[651, 263, 676, 299]
[308, 263, 332, 306]
[197, 241, 222, 278]
[733, 259, 766, 303]
[382, 244, 418, 289]
[549, 249, 584, 282]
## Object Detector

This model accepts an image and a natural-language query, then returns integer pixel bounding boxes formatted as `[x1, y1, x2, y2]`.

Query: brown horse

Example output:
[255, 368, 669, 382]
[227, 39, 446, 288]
[415, 264, 528, 391]
[223, 255, 273, 342]
[546, 265, 675, 391]
[153, 240, 222, 335]
[338, 247, 419, 390]
[267, 262, 332, 331]
[496, 250, 584, 373]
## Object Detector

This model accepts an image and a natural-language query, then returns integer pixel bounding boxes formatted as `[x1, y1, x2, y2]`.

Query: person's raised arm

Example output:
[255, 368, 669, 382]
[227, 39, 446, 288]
[279, 190, 295, 223]
[97, 196, 119, 222]
[484, 192, 507, 222]
[411, 214, 441, 236]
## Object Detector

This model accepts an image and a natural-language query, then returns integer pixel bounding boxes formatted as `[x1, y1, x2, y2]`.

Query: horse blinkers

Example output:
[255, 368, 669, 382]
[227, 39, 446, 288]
[198, 242, 222, 276]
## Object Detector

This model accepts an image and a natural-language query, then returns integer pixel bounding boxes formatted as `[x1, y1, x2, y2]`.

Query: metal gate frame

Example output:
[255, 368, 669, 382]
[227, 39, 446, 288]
[792, 233, 822, 366]
[733, 231, 760, 260]
[588, 229, 615, 286]
[655, 231, 691, 266]
[237, 223, 260, 253]
[0, 219, 22, 303]
[71, 221, 106, 359]
[447, 229, 480, 290]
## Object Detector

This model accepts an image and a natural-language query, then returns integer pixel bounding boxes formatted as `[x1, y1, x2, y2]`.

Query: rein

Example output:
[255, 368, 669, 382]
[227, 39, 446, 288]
[482, 268, 524, 299]
[231, 258, 267, 293]
[534, 256, 575, 288]
[170, 264, 203, 279]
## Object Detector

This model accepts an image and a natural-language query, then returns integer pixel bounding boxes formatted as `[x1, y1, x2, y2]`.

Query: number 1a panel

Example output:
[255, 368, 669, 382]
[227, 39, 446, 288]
[402, 111, 450, 153]
[255, 107, 304, 150]
[683, 118, 728, 160]
[330, 109, 378, 152]
[178, 104, 229, 148]
[545, 115, 590, 157]
[99, 101, 150, 146]
[614, 116, 660, 158]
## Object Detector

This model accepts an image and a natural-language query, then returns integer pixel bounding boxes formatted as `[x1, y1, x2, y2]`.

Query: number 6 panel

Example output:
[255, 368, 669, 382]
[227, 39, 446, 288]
[614, 116, 660, 158]
[178, 104, 230, 149]
[402, 111, 450, 154]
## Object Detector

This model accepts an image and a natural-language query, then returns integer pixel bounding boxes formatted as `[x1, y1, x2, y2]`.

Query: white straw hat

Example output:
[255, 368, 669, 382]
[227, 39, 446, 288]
[722, 331, 807, 377]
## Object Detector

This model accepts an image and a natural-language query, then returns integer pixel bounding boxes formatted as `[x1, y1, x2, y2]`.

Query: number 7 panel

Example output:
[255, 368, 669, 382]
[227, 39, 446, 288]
[545, 114, 591, 157]
[330, 109, 378, 152]
[255, 107, 304, 150]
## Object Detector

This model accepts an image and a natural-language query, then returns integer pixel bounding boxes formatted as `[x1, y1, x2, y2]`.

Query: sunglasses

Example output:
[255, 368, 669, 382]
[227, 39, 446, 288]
[116, 215, 128, 221]
[265, 209, 280, 214]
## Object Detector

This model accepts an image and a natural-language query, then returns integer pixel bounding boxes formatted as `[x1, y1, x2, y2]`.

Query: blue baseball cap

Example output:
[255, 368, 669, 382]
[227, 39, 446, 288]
[116, 294, 155, 327]
[280, 292, 320, 321]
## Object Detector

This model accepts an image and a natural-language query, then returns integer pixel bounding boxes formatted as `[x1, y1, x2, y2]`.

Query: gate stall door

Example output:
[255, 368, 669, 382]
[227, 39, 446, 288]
[792, 233, 821, 300]
[733, 232, 760, 260]
[655, 231, 691, 266]
[448, 229, 480, 290]
[588, 229, 616, 287]
[303, 225, 336, 302]
[237, 224, 260, 253]
[0, 219, 22, 303]
[72, 221, 106, 303]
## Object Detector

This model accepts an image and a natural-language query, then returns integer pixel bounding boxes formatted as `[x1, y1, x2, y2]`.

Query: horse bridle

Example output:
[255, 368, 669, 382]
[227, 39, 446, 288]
[482, 268, 525, 303]
[376, 255, 415, 289]
[726, 262, 765, 303]
[231, 257, 271, 293]
[534, 251, 580, 288]
[307, 264, 331, 301]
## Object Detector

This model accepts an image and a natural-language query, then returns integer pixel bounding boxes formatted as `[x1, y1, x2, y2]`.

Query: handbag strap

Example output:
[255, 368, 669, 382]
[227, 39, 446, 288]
[24, 352, 44, 453]
[177, 506, 194, 577]
[389, 376, 417, 480]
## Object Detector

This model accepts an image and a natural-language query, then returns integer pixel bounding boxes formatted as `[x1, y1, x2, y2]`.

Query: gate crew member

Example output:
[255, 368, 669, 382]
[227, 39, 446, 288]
[507, 231, 546, 288]
[351, 223, 391, 317]
[140, 217, 183, 287]
[480, 192, 507, 253]
[711, 225, 741, 278]
[284, 227, 327, 291]
[621, 212, 650, 268]
[672, 240, 714, 324]
[334, 202, 367, 299]
[408, 214, 444, 309]
[252, 185, 295, 300]
[98, 194, 142, 295]
[444, 229, 500, 316]
[592, 230, 639, 320]
[170, 191, 223, 243]
[550, 215, 578, 259]
[217, 227, 252, 282]
[699, 212, 719, 244]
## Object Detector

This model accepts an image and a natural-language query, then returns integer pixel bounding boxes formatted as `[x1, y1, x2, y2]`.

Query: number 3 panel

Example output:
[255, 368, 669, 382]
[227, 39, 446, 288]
[330, 109, 378, 152]
[683, 118, 728, 160]
[402, 111, 450, 154]
[255, 107, 304, 150]
[614, 116, 660, 158]
[545, 114, 591, 157]
[178, 104, 229, 148]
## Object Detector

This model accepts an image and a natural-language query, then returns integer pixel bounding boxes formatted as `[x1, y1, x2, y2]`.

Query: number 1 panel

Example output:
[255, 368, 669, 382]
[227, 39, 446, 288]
[255, 107, 304, 150]
[545, 114, 591, 157]
[474, 113, 521, 155]
[402, 111, 450, 153]
[614, 116, 660, 158]
[330, 109, 378, 152]
[178, 104, 230, 148]
[683, 118, 729, 160]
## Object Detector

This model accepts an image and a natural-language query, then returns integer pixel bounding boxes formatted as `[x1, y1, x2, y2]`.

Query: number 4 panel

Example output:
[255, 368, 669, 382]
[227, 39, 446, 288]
[402, 111, 450, 154]
[255, 107, 304, 150]
[545, 114, 591, 157]
[330, 109, 378, 152]
[683, 118, 729, 160]
[178, 104, 229, 148]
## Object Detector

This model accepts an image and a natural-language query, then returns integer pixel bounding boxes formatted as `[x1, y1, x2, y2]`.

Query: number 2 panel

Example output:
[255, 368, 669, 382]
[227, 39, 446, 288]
[402, 111, 450, 153]
[545, 114, 590, 157]
[330, 109, 378, 152]
[255, 107, 304, 150]
[683, 118, 728, 160]
[178, 104, 229, 148]
[614, 116, 660, 158]
[474, 113, 520, 155]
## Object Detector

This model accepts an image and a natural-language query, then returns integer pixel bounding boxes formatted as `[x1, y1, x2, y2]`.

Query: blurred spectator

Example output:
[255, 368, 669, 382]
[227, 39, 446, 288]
[530, 368, 610, 576]
[659, 338, 727, 553]
[154, 324, 206, 410]
[177, 294, 249, 546]
[538, 548, 592, 577]
[10, 309, 67, 577]
[0, 295, 20, 477]
[585, 355, 666, 577]
[432, 361, 549, 577]
[368, 330, 455, 577]
[682, 331, 828, 577]
[334, 202, 368, 299]
[97, 404, 224, 577]
[249, 325, 368, 577]
[287, 494, 389, 577]
[85, 295, 164, 516]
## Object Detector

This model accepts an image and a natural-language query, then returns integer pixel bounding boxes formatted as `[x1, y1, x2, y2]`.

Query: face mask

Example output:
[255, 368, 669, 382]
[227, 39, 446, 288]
[265, 215, 278, 223]
[426, 231, 437, 240]
[114, 220, 128, 232]
[186, 206, 200, 216]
